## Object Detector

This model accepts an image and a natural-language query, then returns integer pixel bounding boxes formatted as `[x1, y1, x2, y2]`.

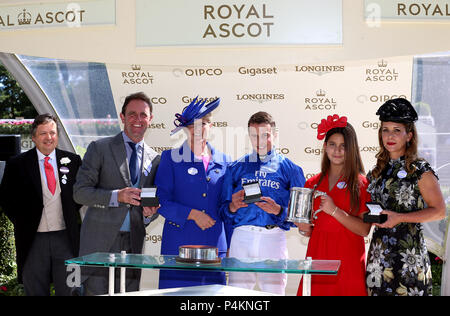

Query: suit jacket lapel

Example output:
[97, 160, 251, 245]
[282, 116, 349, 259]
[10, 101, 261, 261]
[26, 148, 43, 204]
[110, 132, 132, 187]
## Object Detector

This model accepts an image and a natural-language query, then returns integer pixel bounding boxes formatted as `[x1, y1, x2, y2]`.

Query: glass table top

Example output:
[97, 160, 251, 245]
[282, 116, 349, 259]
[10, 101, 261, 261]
[66, 253, 340, 275]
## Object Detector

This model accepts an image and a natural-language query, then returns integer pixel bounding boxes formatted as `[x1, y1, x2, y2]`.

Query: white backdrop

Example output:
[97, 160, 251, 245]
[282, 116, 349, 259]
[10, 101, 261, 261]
[106, 54, 419, 295]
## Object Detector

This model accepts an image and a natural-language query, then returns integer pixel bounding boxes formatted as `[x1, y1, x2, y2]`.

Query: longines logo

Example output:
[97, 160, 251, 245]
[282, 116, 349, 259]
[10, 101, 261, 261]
[295, 65, 345, 76]
[121, 65, 154, 85]
[238, 66, 278, 76]
[304, 89, 337, 110]
[0, 7, 86, 27]
[236, 93, 285, 104]
[365, 60, 399, 82]
[202, 4, 275, 39]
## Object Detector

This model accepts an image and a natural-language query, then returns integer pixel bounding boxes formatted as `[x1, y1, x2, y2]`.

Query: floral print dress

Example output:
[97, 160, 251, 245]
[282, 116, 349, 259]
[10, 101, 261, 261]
[365, 157, 435, 296]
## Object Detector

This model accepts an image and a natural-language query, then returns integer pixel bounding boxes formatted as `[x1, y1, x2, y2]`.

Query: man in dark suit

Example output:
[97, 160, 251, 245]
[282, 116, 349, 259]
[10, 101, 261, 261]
[0, 114, 82, 296]
[73, 92, 160, 295]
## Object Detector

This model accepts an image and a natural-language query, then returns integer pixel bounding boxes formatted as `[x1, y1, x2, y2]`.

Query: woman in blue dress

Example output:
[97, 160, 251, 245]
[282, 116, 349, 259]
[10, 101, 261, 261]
[155, 97, 231, 289]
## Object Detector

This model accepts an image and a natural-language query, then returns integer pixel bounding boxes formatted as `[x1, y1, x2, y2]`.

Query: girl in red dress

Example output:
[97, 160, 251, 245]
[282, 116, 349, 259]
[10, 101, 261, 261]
[296, 115, 371, 296]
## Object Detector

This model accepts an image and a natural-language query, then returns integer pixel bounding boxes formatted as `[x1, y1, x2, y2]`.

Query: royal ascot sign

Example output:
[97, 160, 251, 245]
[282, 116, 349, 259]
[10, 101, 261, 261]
[136, 0, 342, 46]
[0, 0, 116, 30]
[365, 0, 450, 21]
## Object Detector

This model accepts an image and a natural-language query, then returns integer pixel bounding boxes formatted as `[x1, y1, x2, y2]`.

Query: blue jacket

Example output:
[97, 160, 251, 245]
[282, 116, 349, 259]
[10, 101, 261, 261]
[155, 141, 231, 255]
[220, 150, 306, 230]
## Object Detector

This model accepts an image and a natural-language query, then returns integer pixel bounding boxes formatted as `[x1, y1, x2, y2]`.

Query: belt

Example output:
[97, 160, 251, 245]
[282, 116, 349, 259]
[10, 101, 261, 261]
[264, 225, 278, 230]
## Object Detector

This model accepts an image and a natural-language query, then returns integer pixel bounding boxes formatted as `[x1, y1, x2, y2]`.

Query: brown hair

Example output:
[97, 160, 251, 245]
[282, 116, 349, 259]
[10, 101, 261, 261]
[318, 122, 365, 215]
[31, 114, 59, 137]
[371, 122, 418, 179]
[248, 111, 276, 128]
[121, 92, 152, 115]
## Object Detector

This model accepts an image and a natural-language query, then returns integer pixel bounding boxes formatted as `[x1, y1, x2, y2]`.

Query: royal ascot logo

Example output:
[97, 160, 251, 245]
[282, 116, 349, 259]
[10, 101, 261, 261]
[0, 7, 86, 28]
[121, 65, 154, 85]
[304, 89, 338, 110]
[294, 65, 345, 76]
[397, 2, 450, 17]
[238, 66, 278, 76]
[365, 59, 399, 82]
[17, 9, 31, 25]
[236, 93, 285, 104]
[202, 3, 275, 39]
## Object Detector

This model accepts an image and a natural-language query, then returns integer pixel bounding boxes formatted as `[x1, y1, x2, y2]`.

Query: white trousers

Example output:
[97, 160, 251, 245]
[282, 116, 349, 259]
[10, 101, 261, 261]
[228, 225, 288, 295]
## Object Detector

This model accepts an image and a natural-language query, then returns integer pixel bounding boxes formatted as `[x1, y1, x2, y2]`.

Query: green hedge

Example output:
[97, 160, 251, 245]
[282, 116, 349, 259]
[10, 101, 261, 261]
[0, 210, 24, 296]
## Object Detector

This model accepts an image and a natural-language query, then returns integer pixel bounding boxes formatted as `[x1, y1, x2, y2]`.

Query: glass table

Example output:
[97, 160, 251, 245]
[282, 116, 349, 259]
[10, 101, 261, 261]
[66, 252, 340, 296]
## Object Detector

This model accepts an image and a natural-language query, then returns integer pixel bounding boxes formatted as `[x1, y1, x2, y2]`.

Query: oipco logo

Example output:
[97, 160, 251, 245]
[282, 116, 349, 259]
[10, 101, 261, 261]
[184, 68, 223, 77]
[150, 97, 167, 105]
[275, 147, 290, 155]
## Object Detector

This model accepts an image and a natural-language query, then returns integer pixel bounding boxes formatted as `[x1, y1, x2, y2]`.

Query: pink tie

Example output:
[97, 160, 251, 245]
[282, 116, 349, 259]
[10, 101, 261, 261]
[44, 157, 56, 195]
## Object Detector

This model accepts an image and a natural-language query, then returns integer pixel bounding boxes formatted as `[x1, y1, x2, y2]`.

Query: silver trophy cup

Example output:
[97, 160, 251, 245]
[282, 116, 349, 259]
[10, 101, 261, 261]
[286, 187, 327, 224]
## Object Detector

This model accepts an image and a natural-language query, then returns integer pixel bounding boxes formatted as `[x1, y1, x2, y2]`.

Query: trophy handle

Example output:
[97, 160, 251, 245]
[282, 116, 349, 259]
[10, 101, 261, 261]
[312, 191, 327, 219]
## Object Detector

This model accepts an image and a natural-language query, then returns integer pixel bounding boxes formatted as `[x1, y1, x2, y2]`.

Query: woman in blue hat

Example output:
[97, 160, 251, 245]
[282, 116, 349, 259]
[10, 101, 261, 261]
[155, 97, 231, 289]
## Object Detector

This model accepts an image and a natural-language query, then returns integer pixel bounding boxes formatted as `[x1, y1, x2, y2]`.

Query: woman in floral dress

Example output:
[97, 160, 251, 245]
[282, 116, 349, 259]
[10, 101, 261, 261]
[366, 98, 446, 296]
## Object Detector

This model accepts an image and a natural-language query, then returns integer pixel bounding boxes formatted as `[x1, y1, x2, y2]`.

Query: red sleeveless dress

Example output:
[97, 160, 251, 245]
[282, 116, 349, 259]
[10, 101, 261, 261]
[297, 173, 369, 296]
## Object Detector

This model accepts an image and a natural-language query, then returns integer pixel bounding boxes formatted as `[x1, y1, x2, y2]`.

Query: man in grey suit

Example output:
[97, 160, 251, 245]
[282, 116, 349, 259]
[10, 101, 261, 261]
[74, 92, 160, 295]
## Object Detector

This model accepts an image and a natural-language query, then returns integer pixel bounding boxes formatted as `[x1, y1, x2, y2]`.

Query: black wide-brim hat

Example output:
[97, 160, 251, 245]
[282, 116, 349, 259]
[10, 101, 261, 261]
[376, 98, 418, 123]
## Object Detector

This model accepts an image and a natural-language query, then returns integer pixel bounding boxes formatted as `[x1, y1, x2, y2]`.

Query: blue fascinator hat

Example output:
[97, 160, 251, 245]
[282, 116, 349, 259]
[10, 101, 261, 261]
[170, 96, 220, 135]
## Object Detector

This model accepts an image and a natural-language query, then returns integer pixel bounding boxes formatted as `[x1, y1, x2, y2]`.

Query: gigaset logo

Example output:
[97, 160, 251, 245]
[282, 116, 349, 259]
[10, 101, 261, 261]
[238, 66, 278, 76]
[362, 121, 381, 130]
[182, 96, 218, 104]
